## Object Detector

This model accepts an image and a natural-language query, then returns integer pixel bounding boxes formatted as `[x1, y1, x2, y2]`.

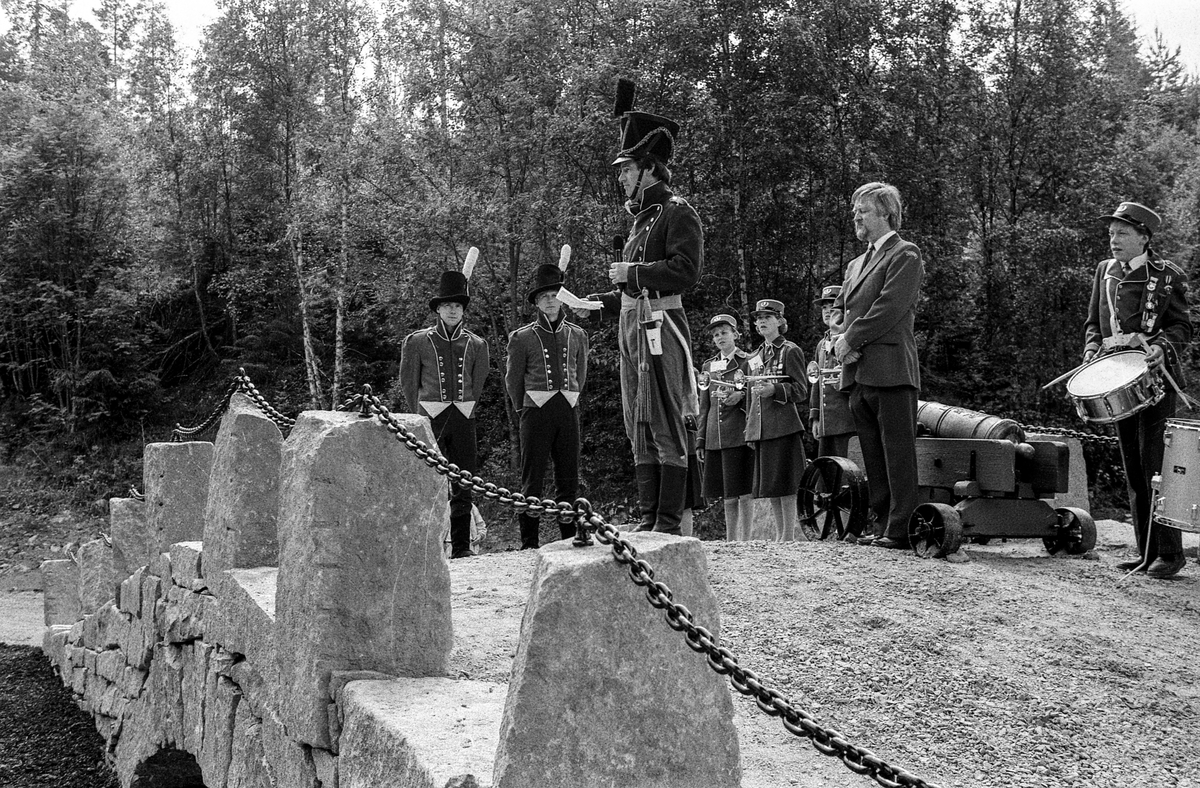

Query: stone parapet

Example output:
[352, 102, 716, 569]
[274, 411, 453, 749]
[203, 392, 283, 576]
[144, 441, 214, 555]
[492, 533, 741, 788]
[40, 558, 81, 626]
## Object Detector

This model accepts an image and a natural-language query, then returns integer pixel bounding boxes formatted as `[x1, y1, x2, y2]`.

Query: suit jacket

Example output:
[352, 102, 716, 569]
[1084, 256, 1191, 386]
[833, 233, 923, 391]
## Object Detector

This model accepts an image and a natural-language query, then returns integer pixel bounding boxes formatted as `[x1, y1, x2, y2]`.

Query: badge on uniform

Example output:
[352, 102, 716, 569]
[710, 358, 728, 373]
[748, 355, 764, 373]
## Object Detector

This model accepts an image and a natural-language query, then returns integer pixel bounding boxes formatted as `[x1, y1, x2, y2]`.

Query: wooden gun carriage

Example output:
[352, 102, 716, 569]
[798, 401, 1097, 559]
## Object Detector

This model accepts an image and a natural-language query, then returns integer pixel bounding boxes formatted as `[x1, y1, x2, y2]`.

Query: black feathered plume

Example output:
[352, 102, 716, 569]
[613, 78, 636, 117]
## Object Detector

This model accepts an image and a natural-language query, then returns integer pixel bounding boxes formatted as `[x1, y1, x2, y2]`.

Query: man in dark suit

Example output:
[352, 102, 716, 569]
[833, 182, 924, 549]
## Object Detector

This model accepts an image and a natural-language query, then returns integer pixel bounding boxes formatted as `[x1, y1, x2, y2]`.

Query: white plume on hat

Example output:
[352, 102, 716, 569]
[558, 244, 571, 271]
[462, 246, 479, 279]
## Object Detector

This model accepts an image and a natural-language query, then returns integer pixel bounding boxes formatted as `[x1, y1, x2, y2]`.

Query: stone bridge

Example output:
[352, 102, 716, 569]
[38, 393, 742, 788]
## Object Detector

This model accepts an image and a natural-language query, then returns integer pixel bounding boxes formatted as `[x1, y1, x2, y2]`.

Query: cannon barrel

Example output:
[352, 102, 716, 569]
[917, 400, 1026, 444]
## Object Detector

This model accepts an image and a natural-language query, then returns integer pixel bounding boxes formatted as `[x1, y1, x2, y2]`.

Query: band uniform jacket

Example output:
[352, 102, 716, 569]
[1084, 255, 1192, 386]
[808, 332, 856, 438]
[399, 322, 490, 418]
[744, 337, 808, 443]
[696, 350, 751, 452]
[832, 233, 923, 391]
[505, 313, 589, 410]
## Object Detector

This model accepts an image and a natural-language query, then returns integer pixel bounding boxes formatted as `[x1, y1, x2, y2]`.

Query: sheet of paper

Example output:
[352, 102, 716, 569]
[557, 287, 602, 311]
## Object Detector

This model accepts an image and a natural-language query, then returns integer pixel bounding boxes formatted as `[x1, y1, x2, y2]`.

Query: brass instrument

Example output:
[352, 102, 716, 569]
[697, 370, 746, 391]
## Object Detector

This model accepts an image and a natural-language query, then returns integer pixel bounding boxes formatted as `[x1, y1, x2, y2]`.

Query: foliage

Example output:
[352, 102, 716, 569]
[1, 0, 1198, 509]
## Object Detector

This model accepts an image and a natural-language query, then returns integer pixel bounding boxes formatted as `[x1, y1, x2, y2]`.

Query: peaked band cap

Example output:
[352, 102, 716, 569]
[526, 263, 566, 304]
[707, 313, 739, 331]
[430, 270, 471, 311]
[814, 284, 843, 304]
[751, 299, 785, 318]
[1098, 201, 1161, 236]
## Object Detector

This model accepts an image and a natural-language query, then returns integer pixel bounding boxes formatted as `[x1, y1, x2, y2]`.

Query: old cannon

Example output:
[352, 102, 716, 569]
[798, 401, 1096, 559]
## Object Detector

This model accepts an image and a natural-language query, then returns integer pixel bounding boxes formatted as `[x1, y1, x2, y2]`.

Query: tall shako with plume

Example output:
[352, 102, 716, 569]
[506, 243, 590, 549]
[399, 244, 491, 558]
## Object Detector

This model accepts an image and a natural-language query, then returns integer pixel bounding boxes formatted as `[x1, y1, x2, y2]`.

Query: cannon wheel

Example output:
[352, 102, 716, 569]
[1044, 507, 1097, 555]
[798, 457, 869, 541]
[908, 503, 963, 559]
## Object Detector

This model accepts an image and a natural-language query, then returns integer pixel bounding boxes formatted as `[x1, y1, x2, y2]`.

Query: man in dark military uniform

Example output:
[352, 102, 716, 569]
[505, 260, 589, 549]
[1084, 201, 1193, 579]
[580, 79, 703, 536]
[399, 258, 490, 558]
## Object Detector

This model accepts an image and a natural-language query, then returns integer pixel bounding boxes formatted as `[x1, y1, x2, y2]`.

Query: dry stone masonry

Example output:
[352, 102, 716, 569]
[40, 392, 743, 787]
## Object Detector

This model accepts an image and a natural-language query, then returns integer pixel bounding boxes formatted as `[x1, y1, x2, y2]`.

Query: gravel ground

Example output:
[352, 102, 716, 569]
[2, 520, 1198, 788]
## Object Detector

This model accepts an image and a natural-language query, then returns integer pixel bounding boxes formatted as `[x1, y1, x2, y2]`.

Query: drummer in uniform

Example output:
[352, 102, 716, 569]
[1083, 201, 1193, 579]
[808, 284, 856, 459]
[696, 313, 754, 540]
[399, 257, 491, 559]
[745, 299, 809, 541]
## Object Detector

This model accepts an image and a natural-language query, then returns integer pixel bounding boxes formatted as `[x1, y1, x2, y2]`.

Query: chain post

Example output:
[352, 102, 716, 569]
[571, 498, 595, 547]
[357, 384, 373, 418]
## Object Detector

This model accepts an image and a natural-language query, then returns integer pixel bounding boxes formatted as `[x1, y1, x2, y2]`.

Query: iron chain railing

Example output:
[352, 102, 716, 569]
[1017, 422, 1120, 448]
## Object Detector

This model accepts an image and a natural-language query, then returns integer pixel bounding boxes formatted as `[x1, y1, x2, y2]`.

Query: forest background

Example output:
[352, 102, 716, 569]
[2, 0, 1199, 531]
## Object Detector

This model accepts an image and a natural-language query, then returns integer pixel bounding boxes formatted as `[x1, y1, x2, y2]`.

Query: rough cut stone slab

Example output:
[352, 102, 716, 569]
[339, 678, 504, 788]
[203, 393, 283, 577]
[169, 541, 204, 588]
[275, 412, 452, 749]
[110, 497, 152, 578]
[79, 538, 118, 613]
[41, 558, 82, 626]
[207, 567, 276, 678]
[144, 441, 214, 555]
[493, 534, 741, 788]
[200, 669, 239, 788]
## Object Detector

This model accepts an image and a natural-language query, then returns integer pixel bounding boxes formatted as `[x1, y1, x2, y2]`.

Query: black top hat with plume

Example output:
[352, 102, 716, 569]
[430, 247, 479, 311]
[526, 245, 572, 304]
[611, 78, 680, 165]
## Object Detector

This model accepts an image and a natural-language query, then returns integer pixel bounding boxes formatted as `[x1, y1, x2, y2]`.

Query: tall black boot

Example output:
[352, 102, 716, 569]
[518, 513, 541, 550]
[635, 464, 660, 532]
[450, 514, 473, 558]
[655, 464, 688, 536]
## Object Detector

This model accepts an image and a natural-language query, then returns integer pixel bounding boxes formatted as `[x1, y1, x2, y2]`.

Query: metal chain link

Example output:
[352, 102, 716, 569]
[171, 369, 296, 439]
[1017, 422, 1120, 448]
[351, 387, 941, 788]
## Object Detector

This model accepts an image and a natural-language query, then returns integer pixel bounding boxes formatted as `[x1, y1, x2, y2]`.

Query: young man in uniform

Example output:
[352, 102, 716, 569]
[580, 79, 703, 535]
[505, 261, 589, 549]
[399, 257, 490, 558]
[1083, 201, 1192, 579]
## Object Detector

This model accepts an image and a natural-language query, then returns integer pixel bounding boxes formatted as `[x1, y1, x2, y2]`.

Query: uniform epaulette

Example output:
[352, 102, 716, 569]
[735, 348, 750, 358]
[1161, 259, 1185, 276]
[669, 195, 692, 208]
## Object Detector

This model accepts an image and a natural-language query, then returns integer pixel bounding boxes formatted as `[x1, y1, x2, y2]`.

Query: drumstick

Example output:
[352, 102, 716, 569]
[1136, 335, 1200, 411]
[1042, 360, 1090, 390]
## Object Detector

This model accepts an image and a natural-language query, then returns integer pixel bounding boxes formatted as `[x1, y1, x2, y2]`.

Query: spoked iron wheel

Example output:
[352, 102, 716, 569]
[908, 503, 964, 559]
[798, 457, 869, 541]
[1044, 507, 1097, 555]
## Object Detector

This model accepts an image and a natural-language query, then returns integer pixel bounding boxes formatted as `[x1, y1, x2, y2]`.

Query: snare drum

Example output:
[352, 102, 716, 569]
[1066, 350, 1164, 424]
[1153, 419, 1200, 533]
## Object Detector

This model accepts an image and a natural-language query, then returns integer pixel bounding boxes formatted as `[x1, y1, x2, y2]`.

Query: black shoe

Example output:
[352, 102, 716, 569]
[872, 536, 910, 550]
[1147, 554, 1185, 579]
[1115, 559, 1146, 572]
[450, 549, 475, 559]
[853, 533, 877, 546]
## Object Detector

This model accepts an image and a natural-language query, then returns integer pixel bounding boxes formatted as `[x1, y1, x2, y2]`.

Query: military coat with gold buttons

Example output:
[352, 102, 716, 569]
[744, 336, 809, 443]
[505, 313, 589, 411]
[399, 321, 490, 419]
